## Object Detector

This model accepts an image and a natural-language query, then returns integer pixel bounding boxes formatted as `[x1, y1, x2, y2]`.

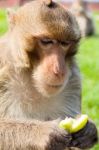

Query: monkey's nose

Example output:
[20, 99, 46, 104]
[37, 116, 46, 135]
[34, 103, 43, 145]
[53, 65, 65, 78]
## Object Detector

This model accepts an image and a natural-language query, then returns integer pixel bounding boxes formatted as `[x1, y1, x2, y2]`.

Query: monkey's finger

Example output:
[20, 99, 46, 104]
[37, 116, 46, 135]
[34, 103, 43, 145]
[71, 133, 98, 149]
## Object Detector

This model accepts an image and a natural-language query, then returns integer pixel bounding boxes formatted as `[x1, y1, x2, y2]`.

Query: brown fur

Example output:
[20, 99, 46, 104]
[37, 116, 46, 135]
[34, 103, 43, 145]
[0, 0, 97, 149]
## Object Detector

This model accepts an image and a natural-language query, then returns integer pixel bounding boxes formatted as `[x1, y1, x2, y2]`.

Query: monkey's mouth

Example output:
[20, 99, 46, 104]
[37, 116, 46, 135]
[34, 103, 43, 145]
[47, 84, 62, 89]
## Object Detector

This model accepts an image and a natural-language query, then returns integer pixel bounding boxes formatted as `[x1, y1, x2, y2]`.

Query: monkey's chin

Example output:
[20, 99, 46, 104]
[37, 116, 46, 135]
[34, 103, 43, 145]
[35, 81, 68, 98]
[38, 86, 63, 98]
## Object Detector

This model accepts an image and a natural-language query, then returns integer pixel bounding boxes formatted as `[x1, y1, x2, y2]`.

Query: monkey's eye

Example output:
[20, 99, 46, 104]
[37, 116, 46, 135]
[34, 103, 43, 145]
[40, 38, 55, 45]
[60, 41, 71, 47]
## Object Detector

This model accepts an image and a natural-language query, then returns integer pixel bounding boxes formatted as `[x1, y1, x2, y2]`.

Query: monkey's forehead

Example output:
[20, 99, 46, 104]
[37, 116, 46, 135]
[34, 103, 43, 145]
[16, 1, 81, 41]
[40, 6, 81, 41]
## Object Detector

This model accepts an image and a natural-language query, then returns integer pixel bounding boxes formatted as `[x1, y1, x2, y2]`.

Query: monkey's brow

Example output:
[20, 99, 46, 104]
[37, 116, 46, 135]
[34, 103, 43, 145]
[34, 35, 80, 43]
[34, 34, 52, 39]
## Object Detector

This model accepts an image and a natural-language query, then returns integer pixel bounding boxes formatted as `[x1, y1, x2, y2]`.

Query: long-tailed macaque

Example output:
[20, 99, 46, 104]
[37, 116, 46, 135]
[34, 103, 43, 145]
[71, 0, 95, 37]
[0, 0, 98, 149]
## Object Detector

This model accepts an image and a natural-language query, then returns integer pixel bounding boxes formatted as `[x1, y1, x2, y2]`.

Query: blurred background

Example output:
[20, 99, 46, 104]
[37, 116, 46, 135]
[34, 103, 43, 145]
[0, 0, 99, 149]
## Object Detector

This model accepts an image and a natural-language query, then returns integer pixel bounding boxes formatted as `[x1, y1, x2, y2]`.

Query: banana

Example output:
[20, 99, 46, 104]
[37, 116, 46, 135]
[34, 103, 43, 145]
[59, 114, 88, 133]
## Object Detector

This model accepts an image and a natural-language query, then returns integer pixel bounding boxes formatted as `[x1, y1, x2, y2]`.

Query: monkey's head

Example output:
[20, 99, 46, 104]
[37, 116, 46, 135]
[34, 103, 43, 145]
[8, 0, 81, 97]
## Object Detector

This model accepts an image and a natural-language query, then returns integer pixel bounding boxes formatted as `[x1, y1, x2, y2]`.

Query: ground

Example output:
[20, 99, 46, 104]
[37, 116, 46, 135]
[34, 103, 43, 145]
[0, 9, 99, 150]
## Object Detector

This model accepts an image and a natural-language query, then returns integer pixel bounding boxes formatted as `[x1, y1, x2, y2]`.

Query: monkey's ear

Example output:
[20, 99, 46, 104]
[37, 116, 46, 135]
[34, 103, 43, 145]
[43, 0, 52, 6]
[7, 8, 16, 29]
[14, 49, 30, 69]
[10, 48, 30, 69]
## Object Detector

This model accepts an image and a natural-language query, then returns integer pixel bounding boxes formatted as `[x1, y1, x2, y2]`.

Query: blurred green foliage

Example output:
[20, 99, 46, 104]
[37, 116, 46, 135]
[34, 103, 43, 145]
[0, 9, 8, 35]
[0, 8, 99, 150]
[77, 12, 99, 150]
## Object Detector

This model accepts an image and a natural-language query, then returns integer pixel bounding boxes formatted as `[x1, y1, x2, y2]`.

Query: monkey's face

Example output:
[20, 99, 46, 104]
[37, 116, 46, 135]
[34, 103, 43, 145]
[32, 37, 71, 97]
[10, 0, 81, 97]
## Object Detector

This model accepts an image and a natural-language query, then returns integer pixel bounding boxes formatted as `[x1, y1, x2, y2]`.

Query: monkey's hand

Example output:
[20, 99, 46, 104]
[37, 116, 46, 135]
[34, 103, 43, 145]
[42, 119, 72, 150]
[70, 120, 98, 149]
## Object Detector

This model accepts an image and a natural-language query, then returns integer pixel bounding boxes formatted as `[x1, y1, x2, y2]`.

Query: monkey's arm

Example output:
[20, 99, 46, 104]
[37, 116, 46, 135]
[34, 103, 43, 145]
[0, 119, 72, 150]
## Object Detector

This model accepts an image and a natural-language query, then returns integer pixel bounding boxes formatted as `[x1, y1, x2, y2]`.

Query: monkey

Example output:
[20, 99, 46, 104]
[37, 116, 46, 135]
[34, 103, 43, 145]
[0, 0, 98, 149]
[71, 0, 95, 37]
